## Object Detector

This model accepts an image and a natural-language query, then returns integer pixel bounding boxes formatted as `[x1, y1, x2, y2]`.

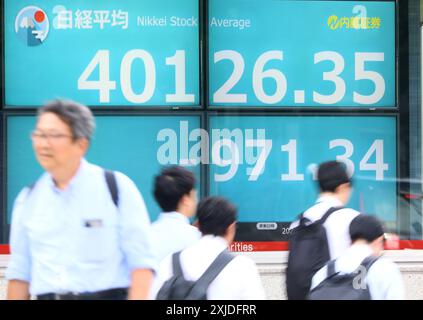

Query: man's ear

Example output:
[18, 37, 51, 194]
[224, 222, 237, 241]
[192, 219, 199, 228]
[180, 193, 192, 208]
[228, 222, 236, 233]
[77, 138, 89, 154]
[335, 182, 350, 193]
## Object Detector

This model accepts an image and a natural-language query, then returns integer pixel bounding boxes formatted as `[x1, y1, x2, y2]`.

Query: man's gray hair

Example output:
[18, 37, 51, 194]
[38, 99, 95, 141]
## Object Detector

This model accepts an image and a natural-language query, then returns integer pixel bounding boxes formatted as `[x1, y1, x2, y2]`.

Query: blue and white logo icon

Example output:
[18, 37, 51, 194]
[15, 6, 49, 46]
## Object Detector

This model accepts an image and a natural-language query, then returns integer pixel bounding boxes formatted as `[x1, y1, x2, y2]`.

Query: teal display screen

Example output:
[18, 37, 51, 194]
[209, 116, 397, 222]
[209, 0, 395, 107]
[5, 0, 199, 106]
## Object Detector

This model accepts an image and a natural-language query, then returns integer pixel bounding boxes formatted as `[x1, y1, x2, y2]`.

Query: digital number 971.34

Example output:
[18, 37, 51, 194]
[212, 138, 388, 182]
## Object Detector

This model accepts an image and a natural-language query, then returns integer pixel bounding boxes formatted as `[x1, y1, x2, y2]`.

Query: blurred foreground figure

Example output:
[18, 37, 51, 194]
[6, 99, 156, 300]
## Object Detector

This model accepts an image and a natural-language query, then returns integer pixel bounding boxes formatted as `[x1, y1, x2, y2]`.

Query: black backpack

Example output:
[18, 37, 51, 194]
[156, 249, 235, 300]
[286, 206, 344, 300]
[307, 255, 379, 300]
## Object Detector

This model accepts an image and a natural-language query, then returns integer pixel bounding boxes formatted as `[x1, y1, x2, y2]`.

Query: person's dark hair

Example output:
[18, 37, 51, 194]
[38, 99, 95, 141]
[196, 197, 237, 237]
[154, 166, 196, 212]
[349, 214, 385, 243]
[317, 160, 351, 192]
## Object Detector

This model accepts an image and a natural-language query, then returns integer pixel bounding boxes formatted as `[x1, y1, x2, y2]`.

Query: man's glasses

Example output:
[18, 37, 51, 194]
[31, 131, 73, 143]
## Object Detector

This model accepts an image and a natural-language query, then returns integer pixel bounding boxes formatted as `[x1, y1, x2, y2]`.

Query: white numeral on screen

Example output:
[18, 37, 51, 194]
[212, 50, 386, 105]
[329, 139, 355, 177]
[78, 50, 116, 103]
[313, 51, 346, 104]
[78, 49, 195, 104]
[120, 50, 156, 103]
[166, 50, 195, 103]
[353, 52, 385, 104]
[245, 139, 273, 181]
[253, 51, 287, 104]
[359, 140, 388, 180]
[212, 139, 240, 182]
[213, 50, 247, 103]
[281, 140, 304, 181]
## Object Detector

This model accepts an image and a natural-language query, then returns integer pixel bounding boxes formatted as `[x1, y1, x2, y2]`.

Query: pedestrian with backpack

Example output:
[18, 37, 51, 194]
[150, 165, 201, 263]
[151, 196, 265, 300]
[6, 100, 156, 300]
[309, 214, 404, 300]
[286, 160, 360, 300]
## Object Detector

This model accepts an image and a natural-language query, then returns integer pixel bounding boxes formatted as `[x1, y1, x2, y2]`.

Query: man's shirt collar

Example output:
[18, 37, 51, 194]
[48, 158, 88, 193]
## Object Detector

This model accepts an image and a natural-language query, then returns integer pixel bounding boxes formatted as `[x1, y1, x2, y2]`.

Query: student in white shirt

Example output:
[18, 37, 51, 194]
[287, 161, 361, 300]
[292, 160, 360, 259]
[310, 214, 405, 300]
[151, 196, 266, 300]
[150, 166, 201, 263]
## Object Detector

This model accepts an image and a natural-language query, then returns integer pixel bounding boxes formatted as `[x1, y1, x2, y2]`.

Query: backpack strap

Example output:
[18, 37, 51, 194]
[325, 255, 378, 280]
[298, 212, 310, 227]
[171, 251, 184, 277]
[298, 206, 344, 227]
[27, 182, 36, 192]
[25, 179, 39, 196]
[318, 206, 345, 225]
[19, 182, 37, 204]
[185, 250, 235, 299]
[358, 255, 379, 272]
[326, 260, 338, 278]
[104, 170, 119, 207]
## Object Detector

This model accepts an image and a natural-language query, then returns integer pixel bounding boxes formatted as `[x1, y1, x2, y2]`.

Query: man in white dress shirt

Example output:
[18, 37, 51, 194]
[310, 214, 404, 299]
[6, 100, 156, 300]
[150, 196, 266, 300]
[150, 166, 201, 263]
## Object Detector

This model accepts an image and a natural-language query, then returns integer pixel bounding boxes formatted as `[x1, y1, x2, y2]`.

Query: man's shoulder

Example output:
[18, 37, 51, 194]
[14, 186, 34, 206]
[369, 256, 401, 275]
[366, 256, 404, 298]
[330, 210, 359, 234]
[331, 207, 360, 219]
[215, 254, 261, 289]
[92, 164, 137, 189]
[227, 253, 258, 272]
[324, 208, 360, 233]
[12, 174, 49, 218]
[299, 205, 359, 229]
[173, 221, 201, 237]
[110, 170, 137, 187]
[152, 218, 201, 243]
[85, 161, 126, 178]
[20, 172, 50, 196]
[86, 164, 142, 203]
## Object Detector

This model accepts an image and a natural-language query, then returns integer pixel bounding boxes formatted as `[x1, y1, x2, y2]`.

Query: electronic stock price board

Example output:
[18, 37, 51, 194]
[4, 0, 397, 249]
